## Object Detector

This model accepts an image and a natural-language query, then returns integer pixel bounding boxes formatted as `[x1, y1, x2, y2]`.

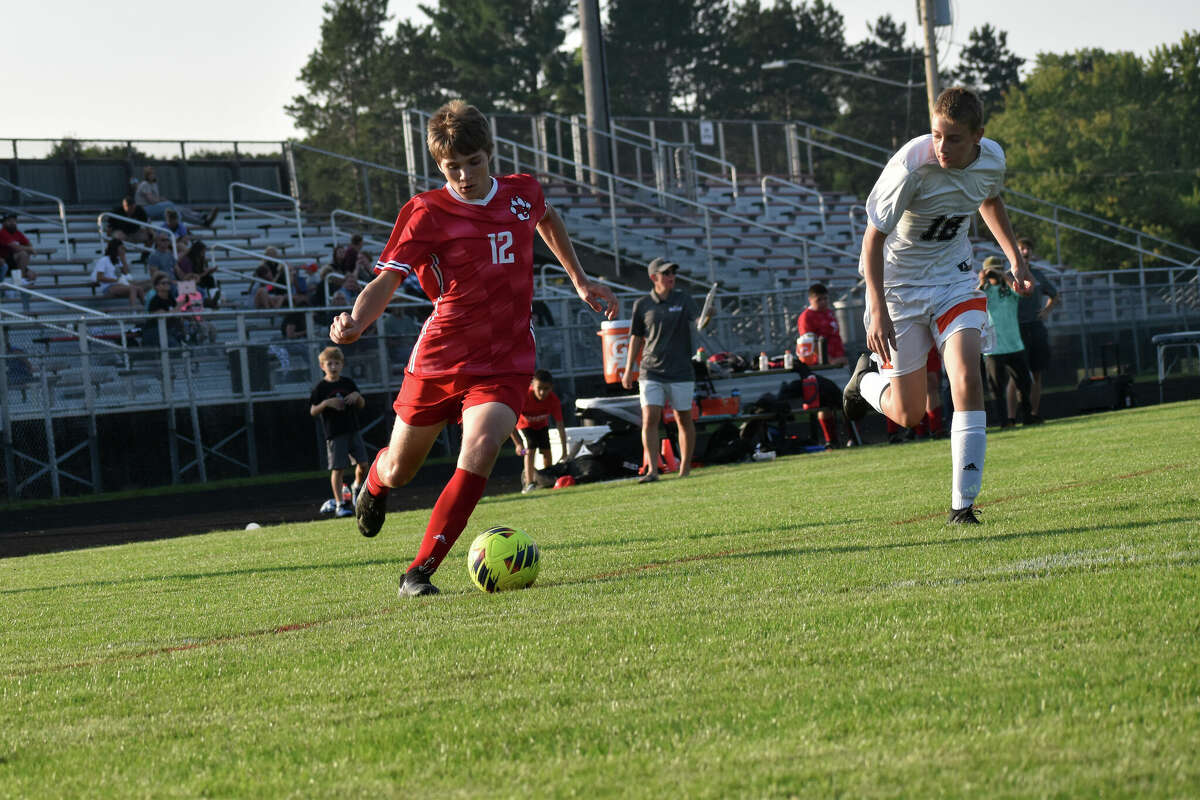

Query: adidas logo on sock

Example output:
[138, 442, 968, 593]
[963, 463, 979, 471]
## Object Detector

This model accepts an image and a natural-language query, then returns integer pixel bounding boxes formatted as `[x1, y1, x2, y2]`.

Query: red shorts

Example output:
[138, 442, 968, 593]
[926, 347, 942, 374]
[393, 372, 530, 426]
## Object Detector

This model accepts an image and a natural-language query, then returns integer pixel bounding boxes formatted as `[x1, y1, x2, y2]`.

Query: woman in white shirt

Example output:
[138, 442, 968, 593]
[91, 240, 146, 307]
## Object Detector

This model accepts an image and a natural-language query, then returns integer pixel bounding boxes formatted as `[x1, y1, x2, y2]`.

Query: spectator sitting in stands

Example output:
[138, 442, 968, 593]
[162, 208, 189, 241]
[175, 240, 219, 306]
[146, 233, 177, 285]
[332, 267, 361, 306]
[143, 275, 186, 348]
[0, 212, 39, 286]
[353, 245, 375, 285]
[341, 234, 363, 272]
[795, 282, 847, 367]
[250, 247, 290, 309]
[106, 195, 153, 250]
[134, 166, 218, 227]
[90, 239, 146, 307]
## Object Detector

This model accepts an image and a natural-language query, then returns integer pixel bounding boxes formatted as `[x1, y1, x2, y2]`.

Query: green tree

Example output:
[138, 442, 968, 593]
[287, 1, 449, 214]
[952, 24, 1025, 114]
[716, 0, 846, 123]
[420, 0, 576, 113]
[603, 0, 731, 116]
[818, 15, 925, 195]
[989, 36, 1200, 270]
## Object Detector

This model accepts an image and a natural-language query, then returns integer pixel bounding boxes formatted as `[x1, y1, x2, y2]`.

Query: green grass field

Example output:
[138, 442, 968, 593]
[3, 402, 1199, 798]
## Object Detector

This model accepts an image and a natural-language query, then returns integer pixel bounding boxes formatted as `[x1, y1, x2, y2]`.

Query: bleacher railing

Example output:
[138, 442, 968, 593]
[760, 176, 827, 231]
[228, 182, 305, 254]
[208, 242, 296, 309]
[0, 177, 72, 256]
[383, 110, 862, 286]
[1, 256, 1196, 499]
[783, 123, 1199, 279]
[96, 213, 177, 276]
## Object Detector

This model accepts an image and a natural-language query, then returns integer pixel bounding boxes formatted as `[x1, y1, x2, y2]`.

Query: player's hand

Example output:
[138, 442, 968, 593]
[515, 445, 526, 456]
[620, 372, 634, 391]
[578, 280, 619, 320]
[329, 312, 364, 344]
[330, 397, 345, 410]
[1010, 258, 1035, 296]
[866, 309, 896, 364]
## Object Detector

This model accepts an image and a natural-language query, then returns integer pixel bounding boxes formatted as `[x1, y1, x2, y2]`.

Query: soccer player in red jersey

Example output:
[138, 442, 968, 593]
[329, 100, 618, 597]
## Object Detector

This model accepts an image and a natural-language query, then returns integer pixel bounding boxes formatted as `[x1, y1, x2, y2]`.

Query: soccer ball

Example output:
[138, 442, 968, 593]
[467, 526, 541, 593]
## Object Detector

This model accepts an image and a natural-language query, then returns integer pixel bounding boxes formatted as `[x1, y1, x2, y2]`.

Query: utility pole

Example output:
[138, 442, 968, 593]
[919, 0, 942, 120]
[578, 0, 612, 182]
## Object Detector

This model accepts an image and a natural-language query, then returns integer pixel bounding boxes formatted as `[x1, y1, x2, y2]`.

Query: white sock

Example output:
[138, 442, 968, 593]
[951, 410, 987, 510]
[859, 371, 889, 414]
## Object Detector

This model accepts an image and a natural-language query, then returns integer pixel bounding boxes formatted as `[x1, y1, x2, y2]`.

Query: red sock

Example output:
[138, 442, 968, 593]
[409, 468, 488, 574]
[915, 416, 929, 437]
[928, 406, 944, 434]
[886, 418, 901, 434]
[818, 415, 836, 444]
[365, 447, 390, 497]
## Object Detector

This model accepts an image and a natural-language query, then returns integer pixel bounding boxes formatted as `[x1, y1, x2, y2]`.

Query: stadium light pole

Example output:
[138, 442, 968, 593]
[762, 58, 925, 140]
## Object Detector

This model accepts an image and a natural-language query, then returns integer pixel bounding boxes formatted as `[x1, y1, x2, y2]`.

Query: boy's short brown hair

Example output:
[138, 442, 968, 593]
[427, 100, 494, 161]
[319, 346, 344, 364]
[933, 87, 984, 132]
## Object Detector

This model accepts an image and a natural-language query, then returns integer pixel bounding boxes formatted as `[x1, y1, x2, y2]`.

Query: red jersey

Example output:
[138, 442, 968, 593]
[375, 174, 547, 377]
[796, 307, 845, 360]
[0, 229, 30, 258]
[517, 389, 562, 430]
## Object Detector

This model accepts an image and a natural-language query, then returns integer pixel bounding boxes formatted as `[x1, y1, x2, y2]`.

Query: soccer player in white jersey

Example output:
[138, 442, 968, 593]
[843, 87, 1034, 524]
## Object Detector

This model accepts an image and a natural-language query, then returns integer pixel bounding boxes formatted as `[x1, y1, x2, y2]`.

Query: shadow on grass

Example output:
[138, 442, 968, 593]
[540, 515, 1199, 588]
[0, 554, 415, 596]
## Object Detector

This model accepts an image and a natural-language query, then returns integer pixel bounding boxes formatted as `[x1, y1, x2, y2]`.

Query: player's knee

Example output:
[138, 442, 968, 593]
[461, 432, 500, 463]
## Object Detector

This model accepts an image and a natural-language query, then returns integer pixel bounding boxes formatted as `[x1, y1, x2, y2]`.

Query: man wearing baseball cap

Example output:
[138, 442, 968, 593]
[622, 257, 713, 482]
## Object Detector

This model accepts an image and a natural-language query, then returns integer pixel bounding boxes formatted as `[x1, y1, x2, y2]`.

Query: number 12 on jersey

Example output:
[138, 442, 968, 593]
[489, 231, 514, 264]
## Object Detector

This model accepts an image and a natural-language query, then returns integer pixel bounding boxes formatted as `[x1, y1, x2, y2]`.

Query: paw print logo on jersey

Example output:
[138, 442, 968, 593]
[510, 195, 531, 221]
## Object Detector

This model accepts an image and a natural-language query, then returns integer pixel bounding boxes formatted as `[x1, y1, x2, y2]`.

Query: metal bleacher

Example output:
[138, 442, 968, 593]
[2, 121, 1198, 499]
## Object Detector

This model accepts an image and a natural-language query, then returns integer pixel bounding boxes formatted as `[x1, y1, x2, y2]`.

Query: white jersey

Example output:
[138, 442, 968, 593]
[865, 134, 1005, 287]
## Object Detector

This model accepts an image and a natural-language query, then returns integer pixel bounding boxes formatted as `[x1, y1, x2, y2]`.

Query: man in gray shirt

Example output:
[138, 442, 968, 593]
[1007, 238, 1060, 421]
[622, 258, 713, 482]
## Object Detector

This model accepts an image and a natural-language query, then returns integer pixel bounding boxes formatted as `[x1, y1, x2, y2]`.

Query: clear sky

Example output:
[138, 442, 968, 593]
[7, 0, 1196, 149]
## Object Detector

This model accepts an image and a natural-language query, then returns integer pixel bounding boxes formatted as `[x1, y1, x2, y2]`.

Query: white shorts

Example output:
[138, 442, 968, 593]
[864, 282, 991, 378]
[640, 378, 694, 411]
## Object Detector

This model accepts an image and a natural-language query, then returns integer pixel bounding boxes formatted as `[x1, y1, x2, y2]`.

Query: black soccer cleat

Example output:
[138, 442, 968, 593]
[947, 506, 981, 524]
[355, 486, 387, 538]
[842, 353, 878, 422]
[398, 566, 440, 597]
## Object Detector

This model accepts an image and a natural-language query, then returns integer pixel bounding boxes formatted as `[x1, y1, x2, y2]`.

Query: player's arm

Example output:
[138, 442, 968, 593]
[330, 269, 403, 344]
[862, 224, 896, 361]
[536, 204, 619, 320]
[979, 196, 1032, 294]
[622, 334, 645, 390]
[509, 430, 525, 455]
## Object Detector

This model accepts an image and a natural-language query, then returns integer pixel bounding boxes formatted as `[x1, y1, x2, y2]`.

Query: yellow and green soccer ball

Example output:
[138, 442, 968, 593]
[467, 526, 540, 592]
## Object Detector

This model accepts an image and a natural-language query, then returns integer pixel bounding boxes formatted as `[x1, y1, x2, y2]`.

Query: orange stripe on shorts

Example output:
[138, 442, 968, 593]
[936, 297, 987, 333]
